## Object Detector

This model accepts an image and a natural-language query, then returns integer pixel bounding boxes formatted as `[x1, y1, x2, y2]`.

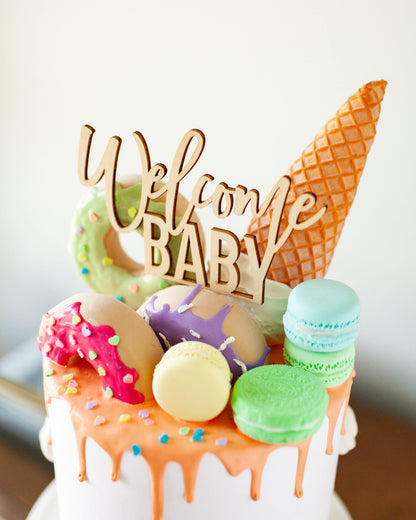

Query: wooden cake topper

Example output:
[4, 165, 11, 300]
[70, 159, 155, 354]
[78, 126, 326, 304]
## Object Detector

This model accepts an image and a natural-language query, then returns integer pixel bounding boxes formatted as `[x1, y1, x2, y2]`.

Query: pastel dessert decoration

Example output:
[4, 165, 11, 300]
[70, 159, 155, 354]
[283, 338, 355, 388]
[283, 279, 360, 352]
[138, 284, 270, 382]
[70, 176, 205, 308]
[243, 80, 387, 287]
[231, 364, 329, 444]
[37, 293, 164, 403]
[152, 341, 232, 421]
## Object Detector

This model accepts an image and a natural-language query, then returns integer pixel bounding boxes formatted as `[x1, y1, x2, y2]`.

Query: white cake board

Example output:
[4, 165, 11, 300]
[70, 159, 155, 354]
[27, 480, 353, 520]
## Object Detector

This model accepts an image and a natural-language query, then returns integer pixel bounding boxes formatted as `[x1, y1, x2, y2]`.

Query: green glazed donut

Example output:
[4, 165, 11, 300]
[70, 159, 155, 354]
[70, 182, 198, 309]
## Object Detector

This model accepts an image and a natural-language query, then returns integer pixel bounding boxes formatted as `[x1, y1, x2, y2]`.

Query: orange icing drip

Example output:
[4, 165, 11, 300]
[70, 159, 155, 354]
[43, 358, 353, 520]
[325, 368, 355, 454]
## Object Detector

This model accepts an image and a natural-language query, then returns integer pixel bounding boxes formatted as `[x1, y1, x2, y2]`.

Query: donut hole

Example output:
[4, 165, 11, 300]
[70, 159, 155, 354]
[104, 229, 148, 278]
[118, 231, 146, 267]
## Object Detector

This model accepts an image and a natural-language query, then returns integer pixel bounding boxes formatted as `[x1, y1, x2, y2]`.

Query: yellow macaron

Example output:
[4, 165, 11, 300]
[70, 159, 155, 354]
[152, 341, 232, 422]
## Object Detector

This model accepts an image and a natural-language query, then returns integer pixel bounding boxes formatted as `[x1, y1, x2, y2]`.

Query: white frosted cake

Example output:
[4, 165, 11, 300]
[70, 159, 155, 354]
[40, 382, 356, 520]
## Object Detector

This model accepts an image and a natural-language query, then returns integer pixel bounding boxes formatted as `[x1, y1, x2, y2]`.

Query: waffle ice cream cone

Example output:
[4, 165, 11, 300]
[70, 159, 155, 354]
[244, 80, 387, 287]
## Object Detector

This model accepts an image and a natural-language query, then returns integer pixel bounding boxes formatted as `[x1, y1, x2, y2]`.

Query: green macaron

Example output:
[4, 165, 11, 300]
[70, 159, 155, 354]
[231, 365, 329, 444]
[283, 338, 355, 388]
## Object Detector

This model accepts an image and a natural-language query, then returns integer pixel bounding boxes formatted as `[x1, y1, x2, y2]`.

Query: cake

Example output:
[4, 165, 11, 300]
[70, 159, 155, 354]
[38, 284, 356, 520]
[37, 80, 386, 520]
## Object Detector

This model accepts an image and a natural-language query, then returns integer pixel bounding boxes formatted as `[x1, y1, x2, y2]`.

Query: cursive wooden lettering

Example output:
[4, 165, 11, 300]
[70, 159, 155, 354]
[78, 125, 326, 303]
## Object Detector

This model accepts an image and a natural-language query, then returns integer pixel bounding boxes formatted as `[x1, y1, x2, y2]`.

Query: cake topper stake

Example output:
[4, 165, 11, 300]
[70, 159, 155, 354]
[78, 126, 326, 303]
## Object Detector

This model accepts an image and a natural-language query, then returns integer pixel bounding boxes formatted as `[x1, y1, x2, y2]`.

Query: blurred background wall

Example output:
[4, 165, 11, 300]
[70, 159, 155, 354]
[1, 0, 415, 423]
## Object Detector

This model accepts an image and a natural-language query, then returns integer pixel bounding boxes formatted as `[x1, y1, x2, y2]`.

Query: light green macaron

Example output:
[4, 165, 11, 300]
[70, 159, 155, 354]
[283, 338, 355, 388]
[231, 365, 329, 444]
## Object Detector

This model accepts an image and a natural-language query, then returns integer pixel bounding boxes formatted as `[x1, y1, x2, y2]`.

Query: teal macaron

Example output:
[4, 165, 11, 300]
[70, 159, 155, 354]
[283, 279, 360, 352]
[283, 337, 355, 388]
[231, 365, 329, 444]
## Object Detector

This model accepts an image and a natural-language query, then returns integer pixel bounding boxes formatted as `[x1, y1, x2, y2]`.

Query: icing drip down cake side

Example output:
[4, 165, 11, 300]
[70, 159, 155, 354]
[37, 80, 386, 520]
[41, 359, 355, 520]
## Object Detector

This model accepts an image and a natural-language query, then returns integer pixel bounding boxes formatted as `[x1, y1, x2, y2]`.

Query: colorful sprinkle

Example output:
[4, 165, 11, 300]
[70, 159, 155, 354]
[55, 339, 64, 348]
[79, 244, 88, 254]
[66, 386, 77, 395]
[69, 334, 77, 346]
[128, 207, 138, 218]
[115, 193, 120, 203]
[105, 387, 114, 397]
[102, 257, 113, 266]
[215, 437, 228, 447]
[220, 336, 235, 351]
[89, 211, 98, 222]
[158, 280, 169, 289]
[76, 226, 84, 234]
[120, 414, 132, 423]
[108, 335, 120, 346]
[98, 366, 106, 376]
[82, 326, 92, 337]
[45, 368, 54, 377]
[129, 284, 139, 293]
[86, 401, 97, 410]
[89, 350, 98, 360]
[62, 373, 74, 382]
[94, 416, 106, 426]
[138, 410, 149, 419]
[80, 267, 89, 275]
[123, 373, 133, 384]
[78, 253, 87, 262]
[178, 303, 193, 314]
[68, 379, 78, 387]
[192, 428, 205, 442]
[159, 434, 169, 444]
[72, 315, 81, 325]
[57, 385, 65, 394]
[179, 427, 190, 436]
[131, 444, 142, 456]
[144, 418, 154, 426]
[115, 296, 124, 302]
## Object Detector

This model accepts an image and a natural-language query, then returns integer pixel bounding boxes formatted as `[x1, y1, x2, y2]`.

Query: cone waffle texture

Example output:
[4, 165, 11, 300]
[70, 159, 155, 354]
[244, 80, 386, 287]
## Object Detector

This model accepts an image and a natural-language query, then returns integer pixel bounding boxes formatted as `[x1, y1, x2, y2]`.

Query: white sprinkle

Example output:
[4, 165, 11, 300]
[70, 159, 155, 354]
[69, 334, 77, 346]
[233, 359, 247, 373]
[181, 337, 187, 343]
[190, 329, 201, 339]
[178, 303, 193, 314]
[219, 336, 235, 351]
[159, 333, 171, 350]
[142, 308, 150, 324]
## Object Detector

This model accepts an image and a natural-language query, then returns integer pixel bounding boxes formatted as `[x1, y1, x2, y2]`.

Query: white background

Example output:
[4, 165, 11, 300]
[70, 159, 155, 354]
[1, 0, 415, 422]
